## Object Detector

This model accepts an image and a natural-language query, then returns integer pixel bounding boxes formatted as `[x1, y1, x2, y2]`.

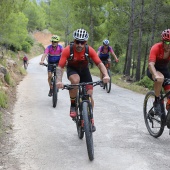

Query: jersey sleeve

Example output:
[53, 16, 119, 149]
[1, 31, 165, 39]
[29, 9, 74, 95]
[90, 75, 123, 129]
[98, 46, 102, 52]
[89, 46, 101, 65]
[149, 44, 159, 63]
[58, 46, 70, 68]
[109, 46, 114, 53]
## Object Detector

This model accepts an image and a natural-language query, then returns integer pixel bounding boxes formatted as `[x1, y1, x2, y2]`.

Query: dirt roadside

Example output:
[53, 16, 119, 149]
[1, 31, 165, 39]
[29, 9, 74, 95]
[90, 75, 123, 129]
[0, 31, 52, 169]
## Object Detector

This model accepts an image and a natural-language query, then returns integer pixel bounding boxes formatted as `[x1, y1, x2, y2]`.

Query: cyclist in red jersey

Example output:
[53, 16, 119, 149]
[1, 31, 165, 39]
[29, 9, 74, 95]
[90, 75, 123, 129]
[56, 28, 110, 131]
[147, 29, 170, 118]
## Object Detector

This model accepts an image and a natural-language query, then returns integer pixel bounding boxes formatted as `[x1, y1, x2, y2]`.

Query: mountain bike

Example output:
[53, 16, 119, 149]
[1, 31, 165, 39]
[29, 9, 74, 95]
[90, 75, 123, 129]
[143, 90, 170, 138]
[23, 61, 28, 70]
[102, 60, 111, 93]
[63, 80, 102, 161]
[43, 63, 58, 108]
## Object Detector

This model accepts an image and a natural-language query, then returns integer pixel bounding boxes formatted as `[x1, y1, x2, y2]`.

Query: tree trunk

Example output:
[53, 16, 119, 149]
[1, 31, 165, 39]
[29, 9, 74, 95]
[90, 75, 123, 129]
[150, 0, 159, 46]
[125, 0, 135, 76]
[136, 0, 144, 81]
[141, 35, 149, 78]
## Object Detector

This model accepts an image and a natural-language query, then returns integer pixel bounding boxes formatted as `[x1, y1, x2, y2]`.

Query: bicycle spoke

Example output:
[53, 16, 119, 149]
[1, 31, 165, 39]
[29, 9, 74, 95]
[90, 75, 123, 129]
[143, 91, 164, 138]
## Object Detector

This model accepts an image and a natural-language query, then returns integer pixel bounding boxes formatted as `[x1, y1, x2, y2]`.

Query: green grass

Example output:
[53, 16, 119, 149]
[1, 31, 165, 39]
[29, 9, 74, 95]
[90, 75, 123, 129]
[0, 89, 8, 108]
[0, 111, 2, 136]
[90, 66, 149, 95]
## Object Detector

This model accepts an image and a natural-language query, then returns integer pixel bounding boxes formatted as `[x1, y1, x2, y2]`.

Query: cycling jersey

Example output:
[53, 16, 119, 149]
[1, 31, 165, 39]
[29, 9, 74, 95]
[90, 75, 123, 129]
[148, 42, 170, 91]
[23, 56, 28, 61]
[45, 44, 63, 63]
[58, 45, 101, 69]
[98, 46, 114, 59]
[149, 42, 170, 68]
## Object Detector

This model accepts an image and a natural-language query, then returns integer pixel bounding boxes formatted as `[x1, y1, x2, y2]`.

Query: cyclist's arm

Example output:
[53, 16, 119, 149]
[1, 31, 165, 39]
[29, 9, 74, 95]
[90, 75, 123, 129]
[40, 53, 48, 64]
[110, 50, 118, 62]
[56, 66, 64, 82]
[148, 61, 157, 78]
[97, 62, 109, 77]
[56, 46, 70, 87]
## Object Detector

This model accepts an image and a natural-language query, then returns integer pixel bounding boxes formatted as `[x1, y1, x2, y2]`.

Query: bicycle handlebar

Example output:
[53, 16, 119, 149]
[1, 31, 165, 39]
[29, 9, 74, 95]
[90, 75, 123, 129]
[42, 63, 57, 67]
[62, 80, 102, 90]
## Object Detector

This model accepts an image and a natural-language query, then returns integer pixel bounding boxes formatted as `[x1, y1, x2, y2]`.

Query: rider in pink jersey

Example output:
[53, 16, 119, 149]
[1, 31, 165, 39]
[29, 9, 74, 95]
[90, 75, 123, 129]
[40, 35, 63, 96]
[97, 39, 118, 84]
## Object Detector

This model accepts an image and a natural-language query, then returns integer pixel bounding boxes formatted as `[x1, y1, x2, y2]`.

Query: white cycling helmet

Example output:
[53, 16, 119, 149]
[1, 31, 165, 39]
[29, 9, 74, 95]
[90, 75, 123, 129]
[73, 28, 89, 41]
[103, 39, 109, 45]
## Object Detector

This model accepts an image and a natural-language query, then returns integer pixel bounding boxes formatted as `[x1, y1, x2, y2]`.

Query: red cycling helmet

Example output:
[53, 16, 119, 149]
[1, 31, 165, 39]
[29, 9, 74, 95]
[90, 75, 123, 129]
[161, 29, 170, 41]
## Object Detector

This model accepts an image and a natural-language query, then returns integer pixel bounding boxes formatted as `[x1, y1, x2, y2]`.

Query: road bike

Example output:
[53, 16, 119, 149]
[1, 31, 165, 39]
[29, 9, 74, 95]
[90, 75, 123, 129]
[102, 60, 111, 93]
[63, 80, 102, 161]
[43, 63, 58, 108]
[143, 90, 170, 138]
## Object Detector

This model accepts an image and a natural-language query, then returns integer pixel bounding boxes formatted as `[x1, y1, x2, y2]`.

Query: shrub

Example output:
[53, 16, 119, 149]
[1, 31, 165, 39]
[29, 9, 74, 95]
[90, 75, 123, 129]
[26, 36, 34, 46]
[0, 90, 8, 108]
[21, 41, 31, 53]
[136, 76, 153, 90]
[4, 73, 11, 85]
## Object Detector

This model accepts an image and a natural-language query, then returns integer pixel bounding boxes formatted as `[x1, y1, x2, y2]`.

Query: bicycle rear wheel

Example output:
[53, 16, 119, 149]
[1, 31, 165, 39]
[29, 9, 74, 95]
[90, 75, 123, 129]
[76, 93, 84, 139]
[24, 63, 27, 70]
[82, 102, 94, 161]
[106, 69, 111, 93]
[143, 91, 164, 138]
[52, 77, 58, 108]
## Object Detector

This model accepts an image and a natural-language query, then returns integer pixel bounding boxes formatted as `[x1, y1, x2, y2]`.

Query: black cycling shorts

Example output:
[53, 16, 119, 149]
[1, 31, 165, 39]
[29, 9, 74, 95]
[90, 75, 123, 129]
[67, 66, 92, 83]
[147, 67, 170, 80]
[147, 67, 170, 90]
[47, 63, 58, 72]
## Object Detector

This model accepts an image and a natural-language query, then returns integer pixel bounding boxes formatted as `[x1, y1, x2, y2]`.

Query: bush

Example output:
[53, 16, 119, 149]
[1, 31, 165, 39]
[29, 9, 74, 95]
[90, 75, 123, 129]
[4, 73, 11, 85]
[136, 76, 153, 90]
[26, 36, 34, 46]
[0, 90, 8, 108]
[21, 41, 31, 53]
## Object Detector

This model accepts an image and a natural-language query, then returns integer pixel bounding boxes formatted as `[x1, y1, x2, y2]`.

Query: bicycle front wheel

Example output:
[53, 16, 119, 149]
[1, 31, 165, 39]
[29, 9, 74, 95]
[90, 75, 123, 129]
[76, 93, 84, 139]
[106, 69, 111, 93]
[143, 91, 164, 138]
[52, 77, 58, 108]
[82, 102, 94, 161]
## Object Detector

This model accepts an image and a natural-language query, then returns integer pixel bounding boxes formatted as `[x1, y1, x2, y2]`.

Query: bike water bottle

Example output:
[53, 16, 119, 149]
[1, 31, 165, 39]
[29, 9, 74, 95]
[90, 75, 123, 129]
[166, 96, 170, 111]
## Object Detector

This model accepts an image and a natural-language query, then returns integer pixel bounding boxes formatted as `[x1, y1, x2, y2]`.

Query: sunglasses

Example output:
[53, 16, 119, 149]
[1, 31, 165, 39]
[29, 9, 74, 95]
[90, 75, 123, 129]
[164, 41, 170, 45]
[52, 41, 58, 43]
[75, 40, 86, 45]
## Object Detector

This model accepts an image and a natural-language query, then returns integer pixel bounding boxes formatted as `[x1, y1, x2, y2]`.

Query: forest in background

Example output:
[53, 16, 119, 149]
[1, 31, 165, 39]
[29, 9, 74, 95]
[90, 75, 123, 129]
[0, 0, 170, 83]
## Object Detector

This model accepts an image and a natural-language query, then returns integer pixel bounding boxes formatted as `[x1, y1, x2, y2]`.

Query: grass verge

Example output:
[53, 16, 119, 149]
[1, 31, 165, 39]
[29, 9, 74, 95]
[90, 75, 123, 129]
[90, 66, 149, 95]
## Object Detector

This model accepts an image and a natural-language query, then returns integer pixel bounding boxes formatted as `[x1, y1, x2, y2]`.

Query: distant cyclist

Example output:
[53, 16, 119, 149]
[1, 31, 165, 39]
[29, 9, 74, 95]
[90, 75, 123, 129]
[23, 54, 28, 69]
[97, 39, 119, 84]
[56, 28, 110, 131]
[147, 28, 170, 118]
[40, 35, 63, 97]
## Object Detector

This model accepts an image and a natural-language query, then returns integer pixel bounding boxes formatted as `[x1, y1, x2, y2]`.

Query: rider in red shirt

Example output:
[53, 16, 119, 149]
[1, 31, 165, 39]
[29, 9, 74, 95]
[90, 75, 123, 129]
[147, 29, 170, 118]
[56, 28, 110, 131]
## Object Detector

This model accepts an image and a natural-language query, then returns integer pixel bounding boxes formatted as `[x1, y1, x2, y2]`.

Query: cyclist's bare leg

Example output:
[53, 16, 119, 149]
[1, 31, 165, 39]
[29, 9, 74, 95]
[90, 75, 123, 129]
[87, 89, 94, 108]
[69, 74, 80, 99]
[108, 58, 111, 69]
[152, 71, 164, 97]
[48, 72, 52, 88]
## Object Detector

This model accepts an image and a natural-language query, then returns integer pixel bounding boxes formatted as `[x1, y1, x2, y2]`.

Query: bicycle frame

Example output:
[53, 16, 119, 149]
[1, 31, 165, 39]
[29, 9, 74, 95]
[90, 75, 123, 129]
[43, 63, 58, 107]
[63, 81, 101, 160]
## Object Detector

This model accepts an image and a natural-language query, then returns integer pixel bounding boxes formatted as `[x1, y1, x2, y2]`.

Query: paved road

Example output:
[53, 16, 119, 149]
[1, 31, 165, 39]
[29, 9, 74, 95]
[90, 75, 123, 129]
[6, 56, 170, 170]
